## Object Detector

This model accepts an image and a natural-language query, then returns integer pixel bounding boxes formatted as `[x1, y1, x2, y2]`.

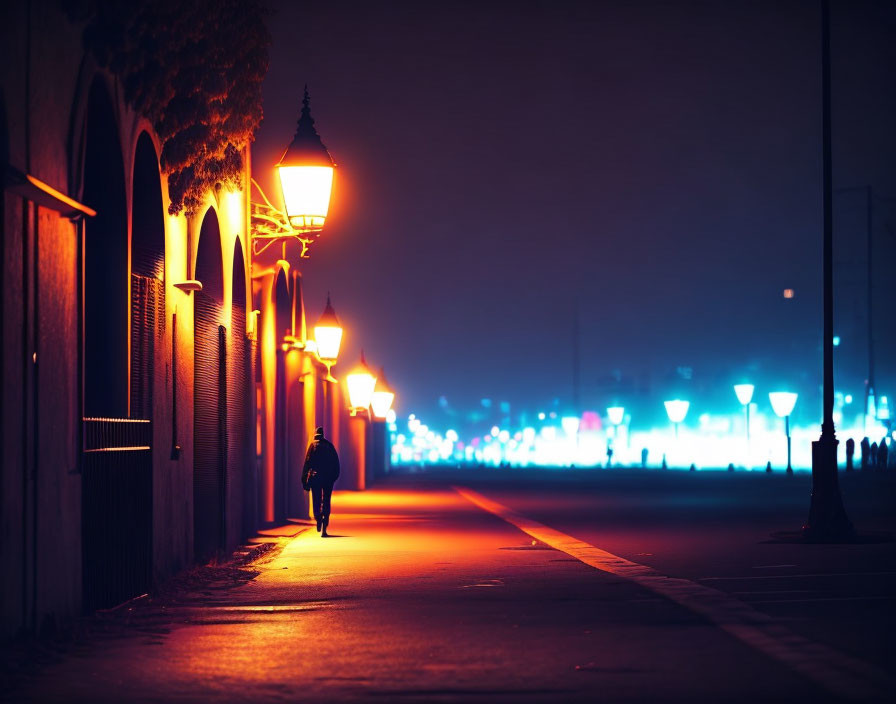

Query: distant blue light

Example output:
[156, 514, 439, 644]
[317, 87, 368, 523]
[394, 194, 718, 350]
[833, 335, 841, 347]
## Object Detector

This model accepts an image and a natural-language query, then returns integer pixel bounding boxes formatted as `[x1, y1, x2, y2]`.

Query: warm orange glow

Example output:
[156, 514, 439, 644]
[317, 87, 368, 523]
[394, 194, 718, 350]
[370, 367, 395, 419]
[371, 391, 395, 419]
[346, 353, 377, 411]
[313, 326, 342, 362]
[277, 165, 333, 231]
[313, 294, 342, 362]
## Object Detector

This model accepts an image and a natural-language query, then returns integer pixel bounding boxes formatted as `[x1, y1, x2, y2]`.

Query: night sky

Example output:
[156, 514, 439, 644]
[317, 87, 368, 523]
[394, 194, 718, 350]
[252, 0, 896, 428]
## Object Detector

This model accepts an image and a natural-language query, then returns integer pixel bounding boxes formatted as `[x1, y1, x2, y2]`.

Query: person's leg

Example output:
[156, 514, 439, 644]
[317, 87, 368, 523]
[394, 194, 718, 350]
[311, 485, 323, 530]
[321, 485, 333, 535]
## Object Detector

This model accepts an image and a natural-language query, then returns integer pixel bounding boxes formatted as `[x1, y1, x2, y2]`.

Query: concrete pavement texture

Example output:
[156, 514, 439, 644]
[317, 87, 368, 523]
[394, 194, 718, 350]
[4, 469, 894, 703]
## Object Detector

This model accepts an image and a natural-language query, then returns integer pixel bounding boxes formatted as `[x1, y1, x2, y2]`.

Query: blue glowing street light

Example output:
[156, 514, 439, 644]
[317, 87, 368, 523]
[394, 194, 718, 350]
[664, 399, 689, 438]
[769, 391, 798, 474]
[733, 384, 754, 440]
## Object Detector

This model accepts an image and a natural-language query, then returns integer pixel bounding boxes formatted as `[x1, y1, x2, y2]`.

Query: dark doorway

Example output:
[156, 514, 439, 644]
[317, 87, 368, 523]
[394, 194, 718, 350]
[83, 78, 128, 418]
[81, 79, 152, 611]
[130, 132, 165, 420]
[228, 240, 254, 543]
[193, 209, 226, 562]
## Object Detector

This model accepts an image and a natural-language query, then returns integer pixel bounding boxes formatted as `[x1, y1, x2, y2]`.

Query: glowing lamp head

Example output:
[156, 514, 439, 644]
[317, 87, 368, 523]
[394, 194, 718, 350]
[276, 88, 335, 231]
[768, 391, 798, 418]
[561, 416, 580, 437]
[346, 351, 377, 411]
[664, 399, 690, 424]
[370, 367, 396, 419]
[313, 294, 342, 363]
[607, 406, 625, 426]
[733, 384, 755, 406]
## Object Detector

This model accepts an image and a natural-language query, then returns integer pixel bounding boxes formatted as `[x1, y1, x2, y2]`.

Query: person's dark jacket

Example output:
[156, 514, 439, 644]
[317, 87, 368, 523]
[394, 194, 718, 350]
[302, 437, 340, 489]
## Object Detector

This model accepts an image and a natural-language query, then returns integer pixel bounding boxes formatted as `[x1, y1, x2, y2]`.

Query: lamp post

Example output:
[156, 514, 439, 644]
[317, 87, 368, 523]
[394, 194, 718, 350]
[370, 368, 396, 479]
[251, 87, 335, 259]
[371, 369, 396, 421]
[734, 384, 754, 465]
[769, 391, 798, 475]
[312, 294, 343, 382]
[607, 406, 624, 467]
[345, 353, 377, 491]
[346, 352, 377, 416]
[806, 0, 852, 541]
[664, 400, 689, 438]
[664, 400, 689, 469]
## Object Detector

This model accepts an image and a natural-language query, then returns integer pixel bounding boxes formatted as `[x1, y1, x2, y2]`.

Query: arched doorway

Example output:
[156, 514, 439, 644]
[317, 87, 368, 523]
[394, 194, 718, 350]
[83, 79, 128, 417]
[130, 132, 165, 420]
[81, 78, 152, 611]
[193, 209, 226, 562]
[227, 240, 254, 542]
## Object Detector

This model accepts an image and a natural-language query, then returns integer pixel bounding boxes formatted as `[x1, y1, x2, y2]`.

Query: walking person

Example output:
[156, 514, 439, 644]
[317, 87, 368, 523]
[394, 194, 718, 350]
[302, 426, 340, 537]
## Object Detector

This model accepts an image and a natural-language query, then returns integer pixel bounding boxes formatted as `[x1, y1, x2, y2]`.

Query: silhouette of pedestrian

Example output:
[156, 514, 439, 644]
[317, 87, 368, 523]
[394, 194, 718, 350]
[845, 437, 855, 471]
[641, 448, 648, 468]
[870, 441, 878, 469]
[302, 426, 340, 537]
[878, 438, 888, 470]
[860, 436, 870, 469]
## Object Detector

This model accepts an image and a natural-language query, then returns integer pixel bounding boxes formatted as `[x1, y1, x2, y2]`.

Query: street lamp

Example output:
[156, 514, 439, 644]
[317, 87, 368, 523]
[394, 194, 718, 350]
[346, 352, 377, 416]
[251, 87, 335, 258]
[607, 406, 624, 467]
[311, 294, 342, 381]
[371, 368, 396, 420]
[664, 400, 689, 437]
[769, 391, 798, 475]
[733, 384, 754, 461]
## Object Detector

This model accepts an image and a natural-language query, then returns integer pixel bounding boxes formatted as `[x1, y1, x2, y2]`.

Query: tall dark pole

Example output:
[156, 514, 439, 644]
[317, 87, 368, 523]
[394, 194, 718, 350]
[864, 185, 874, 431]
[805, 0, 852, 541]
[572, 300, 580, 414]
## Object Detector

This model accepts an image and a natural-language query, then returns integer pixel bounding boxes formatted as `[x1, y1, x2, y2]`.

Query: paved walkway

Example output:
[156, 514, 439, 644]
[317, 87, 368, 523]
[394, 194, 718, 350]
[8, 478, 892, 703]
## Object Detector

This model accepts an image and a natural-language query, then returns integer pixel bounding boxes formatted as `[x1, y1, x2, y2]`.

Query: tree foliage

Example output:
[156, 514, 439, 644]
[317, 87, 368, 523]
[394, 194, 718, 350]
[69, 0, 270, 215]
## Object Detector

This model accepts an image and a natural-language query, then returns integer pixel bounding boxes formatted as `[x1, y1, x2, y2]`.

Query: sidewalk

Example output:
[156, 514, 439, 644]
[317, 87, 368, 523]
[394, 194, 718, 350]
[7, 479, 887, 702]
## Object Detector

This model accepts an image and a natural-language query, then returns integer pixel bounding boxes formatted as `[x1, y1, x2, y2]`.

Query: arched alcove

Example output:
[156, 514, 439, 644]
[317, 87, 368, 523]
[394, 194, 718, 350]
[129, 132, 165, 420]
[131, 133, 165, 279]
[83, 78, 128, 418]
[193, 208, 226, 561]
[275, 269, 290, 342]
[228, 240, 254, 541]
[195, 210, 224, 302]
[80, 78, 153, 613]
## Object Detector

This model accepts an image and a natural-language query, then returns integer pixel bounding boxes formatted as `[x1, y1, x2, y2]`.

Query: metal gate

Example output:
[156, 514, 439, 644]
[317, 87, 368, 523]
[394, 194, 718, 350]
[82, 418, 153, 611]
[194, 291, 226, 562]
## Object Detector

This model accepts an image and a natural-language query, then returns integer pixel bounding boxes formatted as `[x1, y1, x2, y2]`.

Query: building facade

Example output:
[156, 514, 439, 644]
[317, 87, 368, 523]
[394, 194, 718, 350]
[2, 1, 368, 638]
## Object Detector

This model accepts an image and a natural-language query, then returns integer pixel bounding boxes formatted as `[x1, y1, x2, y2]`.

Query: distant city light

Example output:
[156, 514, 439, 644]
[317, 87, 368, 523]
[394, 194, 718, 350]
[783, 288, 794, 299]
[833, 335, 841, 347]
[561, 416, 580, 437]
[844, 394, 853, 405]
